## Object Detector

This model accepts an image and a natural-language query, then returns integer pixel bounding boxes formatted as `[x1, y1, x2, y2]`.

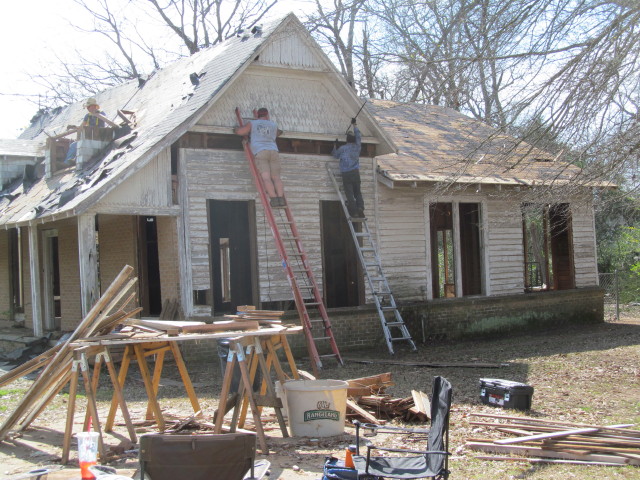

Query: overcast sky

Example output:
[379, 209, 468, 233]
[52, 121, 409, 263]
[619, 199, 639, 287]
[0, 0, 306, 139]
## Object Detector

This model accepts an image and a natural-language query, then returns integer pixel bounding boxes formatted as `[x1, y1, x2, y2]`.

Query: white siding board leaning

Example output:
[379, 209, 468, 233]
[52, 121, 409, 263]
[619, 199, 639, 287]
[571, 203, 599, 287]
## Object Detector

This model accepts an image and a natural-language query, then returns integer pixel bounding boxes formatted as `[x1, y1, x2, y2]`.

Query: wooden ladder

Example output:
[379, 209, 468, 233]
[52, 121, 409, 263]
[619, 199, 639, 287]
[327, 165, 417, 354]
[235, 108, 343, 374]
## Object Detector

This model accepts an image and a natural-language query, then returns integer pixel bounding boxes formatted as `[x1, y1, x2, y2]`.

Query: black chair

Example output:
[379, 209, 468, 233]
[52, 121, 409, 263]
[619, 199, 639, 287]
[352, 376, 453, 479]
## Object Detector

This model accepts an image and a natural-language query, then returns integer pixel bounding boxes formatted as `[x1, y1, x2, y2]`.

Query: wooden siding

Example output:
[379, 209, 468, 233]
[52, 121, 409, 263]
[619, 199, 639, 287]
[99, 148, 172, 209]
[256, 27, 325, 70]
[197, 71, 366, 138]
[182, 147, 376, 308]
[376, 187, 428, 301]
[485, 199, 526, 295]
[571, 202, 599, 287]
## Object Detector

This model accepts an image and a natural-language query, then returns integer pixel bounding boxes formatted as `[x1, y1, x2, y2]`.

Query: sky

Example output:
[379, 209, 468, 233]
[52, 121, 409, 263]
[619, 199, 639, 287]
[0, 0, 308, 139]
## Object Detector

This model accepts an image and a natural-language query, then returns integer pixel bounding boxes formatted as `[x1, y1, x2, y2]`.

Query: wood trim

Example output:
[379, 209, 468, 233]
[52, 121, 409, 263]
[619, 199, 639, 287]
[27, 225, 43, 337]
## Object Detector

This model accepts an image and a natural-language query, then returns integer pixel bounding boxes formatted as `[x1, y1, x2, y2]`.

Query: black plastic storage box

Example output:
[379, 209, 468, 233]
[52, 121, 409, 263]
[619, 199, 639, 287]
[479, 378, 534, 410]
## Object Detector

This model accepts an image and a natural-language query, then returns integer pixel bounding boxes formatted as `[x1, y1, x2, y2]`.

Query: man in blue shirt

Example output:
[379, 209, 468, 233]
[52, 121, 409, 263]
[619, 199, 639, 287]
[234, 107, 285, 207]
[332, 118, 364, 218]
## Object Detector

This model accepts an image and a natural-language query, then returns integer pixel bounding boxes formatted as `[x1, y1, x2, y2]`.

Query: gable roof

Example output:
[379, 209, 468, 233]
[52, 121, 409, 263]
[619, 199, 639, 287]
[368, 99, 610, 189]
[0, 14, 343, 227]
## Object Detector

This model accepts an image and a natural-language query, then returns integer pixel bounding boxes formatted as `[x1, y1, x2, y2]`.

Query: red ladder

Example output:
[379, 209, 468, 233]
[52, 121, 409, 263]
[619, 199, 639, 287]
[235, 108, 343, 373]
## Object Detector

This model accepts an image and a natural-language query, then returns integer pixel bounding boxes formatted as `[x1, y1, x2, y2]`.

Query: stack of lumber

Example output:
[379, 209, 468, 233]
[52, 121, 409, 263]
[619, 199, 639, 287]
[225, 305, 284, 326]
[466, 413, 640, 466]
[124, 319, 260, 335]
[0, 265, 140, 441]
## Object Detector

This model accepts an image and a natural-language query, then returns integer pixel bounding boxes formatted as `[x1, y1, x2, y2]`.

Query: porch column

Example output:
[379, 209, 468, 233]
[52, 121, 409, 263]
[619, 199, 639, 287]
[78, 214, 99, 317]
[27, 224, 43, 336]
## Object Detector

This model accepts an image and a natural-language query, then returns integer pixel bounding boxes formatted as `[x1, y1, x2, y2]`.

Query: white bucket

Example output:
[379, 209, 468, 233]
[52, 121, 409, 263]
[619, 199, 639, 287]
[284, 379, 348, 437]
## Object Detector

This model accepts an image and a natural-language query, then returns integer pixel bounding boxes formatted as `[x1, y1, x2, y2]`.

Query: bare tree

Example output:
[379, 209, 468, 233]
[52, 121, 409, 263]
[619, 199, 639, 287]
[30, 0, 277, 106]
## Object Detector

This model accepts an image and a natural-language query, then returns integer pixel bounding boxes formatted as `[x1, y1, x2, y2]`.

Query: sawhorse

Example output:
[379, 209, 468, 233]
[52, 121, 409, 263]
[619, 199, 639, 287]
[60, 346, 137, 464]
[214, 333, 298, 454]
[105, 341, 201, 433]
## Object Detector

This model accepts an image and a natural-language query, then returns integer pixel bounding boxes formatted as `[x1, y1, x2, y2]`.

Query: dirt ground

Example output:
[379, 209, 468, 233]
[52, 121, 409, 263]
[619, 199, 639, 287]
[1, 308, 639, 480]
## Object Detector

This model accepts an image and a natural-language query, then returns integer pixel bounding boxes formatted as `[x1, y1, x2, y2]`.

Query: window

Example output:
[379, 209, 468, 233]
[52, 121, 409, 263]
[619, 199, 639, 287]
[429, 202, 483, 298]
[522, 203, 574, 292]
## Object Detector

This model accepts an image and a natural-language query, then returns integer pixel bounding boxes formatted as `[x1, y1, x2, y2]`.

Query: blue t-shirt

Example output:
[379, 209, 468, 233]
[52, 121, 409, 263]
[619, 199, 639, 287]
[332, 127, 361, 172]
[249, 119, 279, 155]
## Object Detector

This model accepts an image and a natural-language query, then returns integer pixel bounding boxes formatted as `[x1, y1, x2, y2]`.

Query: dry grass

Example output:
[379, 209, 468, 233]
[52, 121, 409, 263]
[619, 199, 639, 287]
[1, 313, 639, 479]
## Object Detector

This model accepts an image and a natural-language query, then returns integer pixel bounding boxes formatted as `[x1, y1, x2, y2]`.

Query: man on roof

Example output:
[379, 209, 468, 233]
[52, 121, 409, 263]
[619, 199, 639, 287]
[64, 97, 117, 164]
[234, 107, 285, 207]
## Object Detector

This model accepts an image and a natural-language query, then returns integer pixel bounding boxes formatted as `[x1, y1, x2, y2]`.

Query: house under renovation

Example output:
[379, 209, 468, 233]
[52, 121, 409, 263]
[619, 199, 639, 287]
[0, 14, 605, 361]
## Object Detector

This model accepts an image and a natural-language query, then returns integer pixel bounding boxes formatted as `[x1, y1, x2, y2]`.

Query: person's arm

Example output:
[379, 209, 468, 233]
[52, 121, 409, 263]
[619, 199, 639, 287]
[234, 121, 252, 136]
[354, 126, 362, 149]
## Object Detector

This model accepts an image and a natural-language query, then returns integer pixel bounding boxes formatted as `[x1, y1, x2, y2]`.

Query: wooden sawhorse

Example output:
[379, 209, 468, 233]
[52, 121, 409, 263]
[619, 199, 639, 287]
[105, 340, 201, 433]
[213, 332, 299, 454]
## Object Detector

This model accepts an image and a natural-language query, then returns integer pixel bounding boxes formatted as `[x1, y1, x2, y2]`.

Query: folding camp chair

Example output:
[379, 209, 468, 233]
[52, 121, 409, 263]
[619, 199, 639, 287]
[139, 432, 257, 480]
[352, 376, 453, 479]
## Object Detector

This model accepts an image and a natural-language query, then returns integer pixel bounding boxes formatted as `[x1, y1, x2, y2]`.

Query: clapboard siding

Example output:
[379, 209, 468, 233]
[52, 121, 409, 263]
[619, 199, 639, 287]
[571, 202, 599, 287]
[183, 147, 376, 305]
[99, 148, 173, 209]
[377, 188, 427, 301]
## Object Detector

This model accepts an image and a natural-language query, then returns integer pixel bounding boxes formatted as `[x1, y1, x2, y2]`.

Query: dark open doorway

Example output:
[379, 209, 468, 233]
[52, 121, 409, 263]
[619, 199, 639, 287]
[138, 216, 162, 316]
[321, 201, 362, 308]
[208, 200, 258, 314]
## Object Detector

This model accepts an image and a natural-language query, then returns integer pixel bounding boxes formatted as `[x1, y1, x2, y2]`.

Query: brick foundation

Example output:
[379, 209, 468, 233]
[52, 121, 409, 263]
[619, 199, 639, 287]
[178, 287, 604, 366]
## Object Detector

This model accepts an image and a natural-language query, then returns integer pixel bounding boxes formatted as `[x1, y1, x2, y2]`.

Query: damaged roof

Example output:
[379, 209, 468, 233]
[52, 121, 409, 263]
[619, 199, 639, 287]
[368, 99, 608, 188]
[0, 14, 298, 227]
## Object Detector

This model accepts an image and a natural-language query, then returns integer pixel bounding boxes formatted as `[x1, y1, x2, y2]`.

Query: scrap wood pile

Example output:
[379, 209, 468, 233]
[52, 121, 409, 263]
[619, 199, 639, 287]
[0, 265, 141, 441]
[345, 372, 431, 424]
[466, 413, 640, 466]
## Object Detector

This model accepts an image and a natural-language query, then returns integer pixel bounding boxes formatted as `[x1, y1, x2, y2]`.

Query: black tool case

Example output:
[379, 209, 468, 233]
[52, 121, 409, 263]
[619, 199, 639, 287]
[479, 378, 534, 410]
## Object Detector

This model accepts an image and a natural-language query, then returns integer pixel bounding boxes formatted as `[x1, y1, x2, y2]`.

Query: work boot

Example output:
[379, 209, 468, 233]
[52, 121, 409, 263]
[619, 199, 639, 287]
[270, 197, 280, 207]
[278, 197, 287, 207]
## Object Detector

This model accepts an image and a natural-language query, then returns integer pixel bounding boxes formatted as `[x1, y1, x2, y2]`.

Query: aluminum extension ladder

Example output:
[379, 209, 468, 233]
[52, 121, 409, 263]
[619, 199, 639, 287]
[235, 108, 343, 374]
[327, 165, 417, 354]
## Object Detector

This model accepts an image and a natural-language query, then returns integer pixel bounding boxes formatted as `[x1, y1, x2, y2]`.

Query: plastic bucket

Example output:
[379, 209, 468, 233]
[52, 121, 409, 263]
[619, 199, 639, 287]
[284, 379, 348, 437]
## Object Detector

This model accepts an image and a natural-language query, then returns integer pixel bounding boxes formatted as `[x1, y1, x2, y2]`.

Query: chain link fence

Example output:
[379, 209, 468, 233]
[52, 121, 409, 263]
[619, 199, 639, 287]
[599, 271, 619, 322]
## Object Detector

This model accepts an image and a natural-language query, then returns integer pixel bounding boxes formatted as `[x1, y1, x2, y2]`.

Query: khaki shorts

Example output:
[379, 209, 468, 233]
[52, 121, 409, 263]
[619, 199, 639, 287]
[254, 150, 281, 177]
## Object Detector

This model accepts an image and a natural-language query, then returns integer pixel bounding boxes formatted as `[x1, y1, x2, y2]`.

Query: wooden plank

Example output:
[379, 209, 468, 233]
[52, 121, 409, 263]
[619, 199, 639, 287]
[344, 357, 508, 369]
[495, 426, 630, 445]
[0, 344, 62, 388]
[411, 390, 430, 418]
[467, 441, 640, 465]
[346, 399, 383, 425]
[347, 372, 394, 397]
[180, 320, 260, 333]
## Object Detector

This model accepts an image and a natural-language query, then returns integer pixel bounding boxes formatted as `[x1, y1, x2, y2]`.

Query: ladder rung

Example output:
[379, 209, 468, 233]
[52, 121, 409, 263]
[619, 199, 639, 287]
[390, 337, 413, 342]
[385, 322, 405, 326]
[304, 302, 321, 307]
[313, 336, 331, 341]
[319, 353, 339, 358]
[380, 306, 397, 311]
[361, 248, 375, 252]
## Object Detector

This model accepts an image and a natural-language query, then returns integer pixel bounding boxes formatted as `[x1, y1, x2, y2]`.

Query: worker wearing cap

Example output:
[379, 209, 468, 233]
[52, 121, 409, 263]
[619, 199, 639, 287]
[333, 118, 364, 219]
[234, 107, 285, 207]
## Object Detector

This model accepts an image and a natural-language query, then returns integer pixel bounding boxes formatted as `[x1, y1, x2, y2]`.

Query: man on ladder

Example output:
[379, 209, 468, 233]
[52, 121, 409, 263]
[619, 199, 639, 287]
[234, 107, 285, 207]
[332, 118, 365, 219]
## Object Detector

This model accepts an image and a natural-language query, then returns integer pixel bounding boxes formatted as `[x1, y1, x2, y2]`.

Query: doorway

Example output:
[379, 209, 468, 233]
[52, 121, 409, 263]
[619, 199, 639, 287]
[208, 200, 257, 314]
[138, 216, 162, 316]
[321, 201, 362, 308]
[42, 230, 61, 331]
